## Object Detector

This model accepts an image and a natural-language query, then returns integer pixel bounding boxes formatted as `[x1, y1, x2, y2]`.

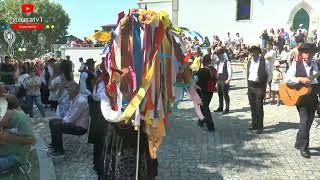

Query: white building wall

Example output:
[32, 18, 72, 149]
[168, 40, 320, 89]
[63, 47, 105, 79]
[178, 0, 320, 44]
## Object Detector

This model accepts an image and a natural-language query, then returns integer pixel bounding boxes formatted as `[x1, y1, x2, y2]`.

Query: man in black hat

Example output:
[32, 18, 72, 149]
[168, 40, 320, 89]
[247, 46, 272, 134]
[284, 43, 319, 158]
[79, 58, 97, 96]
[78, 57, 86, 73]
[214, 47, 232, 114]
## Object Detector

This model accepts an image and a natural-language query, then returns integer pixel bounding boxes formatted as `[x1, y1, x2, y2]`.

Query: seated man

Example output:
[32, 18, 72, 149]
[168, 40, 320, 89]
[48, 81, 89, 157]
[0, 94, 36, 173]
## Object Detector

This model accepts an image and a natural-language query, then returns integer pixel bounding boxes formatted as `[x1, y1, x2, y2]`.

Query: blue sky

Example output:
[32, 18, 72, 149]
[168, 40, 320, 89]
[50, 0, 137, 39]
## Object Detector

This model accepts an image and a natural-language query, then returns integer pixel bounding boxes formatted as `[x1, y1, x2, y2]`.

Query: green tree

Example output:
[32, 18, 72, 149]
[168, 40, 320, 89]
[0, 0, 70, 60]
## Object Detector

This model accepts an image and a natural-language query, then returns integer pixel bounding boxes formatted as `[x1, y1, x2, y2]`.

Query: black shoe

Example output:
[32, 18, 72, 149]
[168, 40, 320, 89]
[248, 127, 257, 131]
[198, 120, 204, 127]
[48, 150, 65, 158]
[256, 130, 263, 134]
[93, 165, 98, 172]
[222, 110, 229, 114]
[214, 108, 223, 112]
[300, 150, 311, 158]
[42, 144, 54, 151]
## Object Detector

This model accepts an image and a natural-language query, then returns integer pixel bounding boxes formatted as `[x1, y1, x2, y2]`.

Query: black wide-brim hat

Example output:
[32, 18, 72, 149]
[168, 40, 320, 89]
[248, 46, 262, 54]
[214, 47, 225, 54]
[85, 58, 96, 64]
[298, 43, 320, 53]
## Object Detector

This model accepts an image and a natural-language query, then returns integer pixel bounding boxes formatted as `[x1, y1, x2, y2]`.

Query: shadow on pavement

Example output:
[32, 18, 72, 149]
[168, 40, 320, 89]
[263, 122, 299, 134]
[231, 78, 246, 81]
[229, 86, 248, 91]
[157, 106, 279, 179]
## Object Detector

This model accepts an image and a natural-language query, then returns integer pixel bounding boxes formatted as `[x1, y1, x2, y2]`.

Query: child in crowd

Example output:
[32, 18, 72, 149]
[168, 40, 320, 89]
[271, 61, 283, 105]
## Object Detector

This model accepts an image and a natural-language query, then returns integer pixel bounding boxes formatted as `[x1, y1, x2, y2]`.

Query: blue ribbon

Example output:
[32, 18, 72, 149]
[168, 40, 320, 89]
[132, 14, 142, 88]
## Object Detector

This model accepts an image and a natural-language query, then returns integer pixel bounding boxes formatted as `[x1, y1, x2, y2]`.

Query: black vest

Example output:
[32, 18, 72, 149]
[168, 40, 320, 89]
[247, 57, 268, 87]
[217, 61, 228, 81]
[295, 60, 318, 107]
[86, 71, 95, 93]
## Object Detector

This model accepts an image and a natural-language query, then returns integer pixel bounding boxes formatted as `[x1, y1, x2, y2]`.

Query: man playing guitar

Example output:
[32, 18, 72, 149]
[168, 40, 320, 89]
[284, 43, 319, 158]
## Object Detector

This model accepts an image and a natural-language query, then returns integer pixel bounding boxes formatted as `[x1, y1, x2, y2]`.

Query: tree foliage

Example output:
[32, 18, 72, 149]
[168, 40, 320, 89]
[0, 0, 70, 60]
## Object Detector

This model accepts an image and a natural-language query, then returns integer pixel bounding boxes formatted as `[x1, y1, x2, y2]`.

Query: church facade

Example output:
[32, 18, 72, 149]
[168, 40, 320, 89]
[137, 0, 320, 44]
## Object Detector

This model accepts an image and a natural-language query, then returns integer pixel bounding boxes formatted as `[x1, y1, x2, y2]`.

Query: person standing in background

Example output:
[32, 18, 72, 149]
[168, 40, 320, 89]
[307, 29, 317, 45]
[79, 58, 97, 97]
[264, 43, 277, 99]
[49, 63, 62, 111]
[260, 30, 269, 50]
[25, 66, 46, 118]
[0, 56, 15, 94]
[41, 58, 56, 108]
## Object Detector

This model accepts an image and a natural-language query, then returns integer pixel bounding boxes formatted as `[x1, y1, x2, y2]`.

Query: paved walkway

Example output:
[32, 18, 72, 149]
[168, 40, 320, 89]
[31, 65, 320, 180]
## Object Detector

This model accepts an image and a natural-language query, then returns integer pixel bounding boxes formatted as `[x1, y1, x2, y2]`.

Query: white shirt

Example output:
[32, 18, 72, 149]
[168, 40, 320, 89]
[49, 76, 62, 101]
[63, 94, 89, 129]
[235, 36, 243, 45]
[92, 81, 105, 101]
[264, 49, 277, 64]
[297, 28, 308, 35]
[217, 60, 232, 81]
[79, 72, 93, 96]
[40, 65, 53, 85]
[248, 57, 272, 83]
[48, 65, 53, 76]
[224, 36, 231, 47]
[18, 74, 29, 88]
[284, 60, 319, 85]
[279, 51, 290, 62]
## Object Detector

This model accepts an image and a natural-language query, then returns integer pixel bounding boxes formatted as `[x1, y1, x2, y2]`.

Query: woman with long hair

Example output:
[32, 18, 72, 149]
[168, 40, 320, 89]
[48, 62, 62, 111]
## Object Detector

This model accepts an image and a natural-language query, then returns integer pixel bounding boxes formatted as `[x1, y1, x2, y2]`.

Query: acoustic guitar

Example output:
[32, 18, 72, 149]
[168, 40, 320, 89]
[279, 72, 320, 106]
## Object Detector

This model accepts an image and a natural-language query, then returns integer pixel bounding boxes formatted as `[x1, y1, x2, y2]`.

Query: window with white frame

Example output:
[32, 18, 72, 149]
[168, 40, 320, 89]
[236, 0, 251, 21]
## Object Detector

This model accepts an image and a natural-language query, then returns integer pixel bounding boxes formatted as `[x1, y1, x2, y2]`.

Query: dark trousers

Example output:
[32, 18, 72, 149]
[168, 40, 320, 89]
[93, 137, 105, 174]
[198, 90, 215, 131]
[295, 105, 316, 151]
[50, 100, 58, 111]
[248, 86, 266, 130]
[217, 80, 230, 110]
[49, 118, 87, 152]
[0, 154, 18, 172]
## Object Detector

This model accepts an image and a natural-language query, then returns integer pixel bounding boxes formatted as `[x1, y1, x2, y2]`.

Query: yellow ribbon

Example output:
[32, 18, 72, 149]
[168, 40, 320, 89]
[121, 53, 156, 122]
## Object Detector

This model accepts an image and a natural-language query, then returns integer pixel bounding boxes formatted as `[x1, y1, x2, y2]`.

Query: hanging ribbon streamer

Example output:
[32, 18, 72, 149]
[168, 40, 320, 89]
[121, 20, 165, 122]
[132, 14, 143, 88]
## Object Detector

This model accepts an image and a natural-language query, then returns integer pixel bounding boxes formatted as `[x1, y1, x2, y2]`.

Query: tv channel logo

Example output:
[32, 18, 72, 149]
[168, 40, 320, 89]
[21, 4, 34, 13]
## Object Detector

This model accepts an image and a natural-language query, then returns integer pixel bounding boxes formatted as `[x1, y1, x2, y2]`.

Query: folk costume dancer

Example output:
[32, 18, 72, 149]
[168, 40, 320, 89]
[88, 61, 109, 175]
[196, 55, 216, 131]
[247, 46, 272, 134]
[79, 58, 97, 97]
[214, 48, 232, 114]
[284, 43, 319, 158]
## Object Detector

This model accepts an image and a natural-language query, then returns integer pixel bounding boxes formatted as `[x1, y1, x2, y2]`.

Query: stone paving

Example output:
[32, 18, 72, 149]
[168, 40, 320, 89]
[31, 65, 320, 180]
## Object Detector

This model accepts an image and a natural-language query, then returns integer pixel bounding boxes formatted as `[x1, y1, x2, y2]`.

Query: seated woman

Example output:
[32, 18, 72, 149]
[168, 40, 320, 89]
[0, 94, 36, 173]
